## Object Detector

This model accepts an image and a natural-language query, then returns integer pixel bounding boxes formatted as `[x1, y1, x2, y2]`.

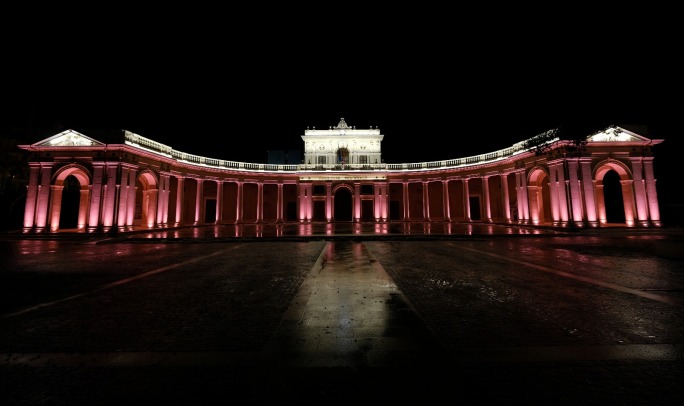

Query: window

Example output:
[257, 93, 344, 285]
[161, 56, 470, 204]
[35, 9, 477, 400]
[359, 155, 368, 164]
[317, 156, 326, 165]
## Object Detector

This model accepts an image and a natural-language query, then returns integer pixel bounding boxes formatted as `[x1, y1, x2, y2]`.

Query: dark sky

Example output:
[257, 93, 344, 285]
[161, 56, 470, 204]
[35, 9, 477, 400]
[4, 13, 682, 165]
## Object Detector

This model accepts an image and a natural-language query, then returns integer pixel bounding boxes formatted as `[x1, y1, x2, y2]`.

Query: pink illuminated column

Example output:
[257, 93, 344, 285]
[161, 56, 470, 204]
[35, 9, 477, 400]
[78, 188, 90, 230]
[642, 158, 661, 225]
[482, 176, 492, 222]
[620, 180, 636, 226]
[194, 178, 204, 225]
[528, 185, 541, 225]
[117, 166, 131, 228]
[88, 163, 105, 231]
[236, 181, 245, 224]
[566, 159, 584, 226]
[326, 182, 332, 221]
[515, 170, 530, 223]
[157, 173, 171, 226]
[35, 164, 54, 230]
[500, 172, 511, 223]
[547, 162, 561, 222]
[548, 160, 569, 225]
[215, 180, 224, 224]
[298, 183, 312, 221]
[402, 182, 410, 221]
[23, 163, 41, 230]
[595, 183, 606, 224]
[375, 182, 388, 221]
[143, 188, 158, 228]
[354, 182, 361, 222]
[422, 181, 430, 221]
[101, 163, 118, 229]
[125, 168, 137, 227]
[580, 158, 598, 227]
[256, 181, 263, 223]
[276, 183, 283, 223]
[628, 158, 650, 226]
[175, 176, 185, 226]
[48, 185, 63, 232]
[462, 178, 471, 221]
[442, 180, 451, 222]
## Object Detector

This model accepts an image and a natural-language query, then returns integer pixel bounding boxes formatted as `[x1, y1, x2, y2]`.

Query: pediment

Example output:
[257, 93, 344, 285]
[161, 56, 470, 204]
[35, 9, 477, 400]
[587, 126, 651, 142]
[33, 129, 104, 147]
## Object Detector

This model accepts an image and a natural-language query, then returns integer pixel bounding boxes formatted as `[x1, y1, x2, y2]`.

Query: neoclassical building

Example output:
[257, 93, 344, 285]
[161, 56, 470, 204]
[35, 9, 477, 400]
[18, 118, 663, 233]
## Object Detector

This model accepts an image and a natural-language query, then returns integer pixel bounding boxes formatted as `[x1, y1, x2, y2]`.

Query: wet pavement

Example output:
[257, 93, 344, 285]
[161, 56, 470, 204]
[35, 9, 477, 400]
[1, 223, 684, 405]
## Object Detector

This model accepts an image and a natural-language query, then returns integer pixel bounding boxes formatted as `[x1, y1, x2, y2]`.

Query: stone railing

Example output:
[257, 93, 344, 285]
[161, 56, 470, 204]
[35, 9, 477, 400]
[124, 130, 557, 173]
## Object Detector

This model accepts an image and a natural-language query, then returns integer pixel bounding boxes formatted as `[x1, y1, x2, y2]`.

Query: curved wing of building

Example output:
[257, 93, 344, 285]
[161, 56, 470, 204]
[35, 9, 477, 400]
[18, 119, 663, 233]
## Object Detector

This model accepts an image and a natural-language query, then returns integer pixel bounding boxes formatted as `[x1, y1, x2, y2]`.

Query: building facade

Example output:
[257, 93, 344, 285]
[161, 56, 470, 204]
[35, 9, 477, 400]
[18, 119, 663, 233]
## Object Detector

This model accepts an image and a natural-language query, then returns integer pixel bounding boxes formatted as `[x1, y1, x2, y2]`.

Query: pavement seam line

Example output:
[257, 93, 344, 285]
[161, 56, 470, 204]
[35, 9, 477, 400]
[449, 242, 684, 306]
[1, 245, 243, 319]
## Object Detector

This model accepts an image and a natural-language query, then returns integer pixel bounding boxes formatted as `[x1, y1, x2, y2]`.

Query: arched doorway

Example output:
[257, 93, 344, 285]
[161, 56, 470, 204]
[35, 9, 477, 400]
[333, 186, 353, 221]
[135, 171, 159, 228]
[603, 170, 626, 224]
[59, 175, 80, 229]
[595, 161, 633, 226]
[50, 165, 91, 232]
[527, 168, 552, 225]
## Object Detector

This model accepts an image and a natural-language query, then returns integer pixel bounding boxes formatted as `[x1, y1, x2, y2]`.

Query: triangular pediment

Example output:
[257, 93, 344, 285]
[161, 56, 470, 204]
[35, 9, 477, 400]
[33, 129, 104, 147]
[586, 126, 651, 142]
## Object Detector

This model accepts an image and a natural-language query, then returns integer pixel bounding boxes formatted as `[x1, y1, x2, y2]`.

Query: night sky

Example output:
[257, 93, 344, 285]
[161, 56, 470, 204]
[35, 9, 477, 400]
[4, 14, 682, 166]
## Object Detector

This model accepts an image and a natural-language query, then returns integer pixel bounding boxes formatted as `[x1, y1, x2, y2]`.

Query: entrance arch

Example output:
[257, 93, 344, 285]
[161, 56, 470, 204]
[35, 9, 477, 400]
[135, 171, 159, 228]
[594, 160, 633, 226]
[527, 167, 552, 225]
[333, 184, 353, 221]
[50, 165, 91, 231]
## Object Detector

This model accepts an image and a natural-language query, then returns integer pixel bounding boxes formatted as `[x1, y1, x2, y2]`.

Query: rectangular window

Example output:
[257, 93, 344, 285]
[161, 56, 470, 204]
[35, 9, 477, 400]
[359, 155, 368, 164]
[361, 184, 373, 195]
[317, 156, 326, 165]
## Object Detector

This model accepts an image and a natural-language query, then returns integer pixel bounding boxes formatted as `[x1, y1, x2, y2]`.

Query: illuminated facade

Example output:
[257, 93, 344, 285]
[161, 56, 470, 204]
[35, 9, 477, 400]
[18, 119, 663, 233]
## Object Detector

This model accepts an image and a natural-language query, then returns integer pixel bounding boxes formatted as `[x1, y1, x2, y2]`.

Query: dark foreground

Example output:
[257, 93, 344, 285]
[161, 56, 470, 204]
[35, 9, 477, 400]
[1, 224, 683, 405]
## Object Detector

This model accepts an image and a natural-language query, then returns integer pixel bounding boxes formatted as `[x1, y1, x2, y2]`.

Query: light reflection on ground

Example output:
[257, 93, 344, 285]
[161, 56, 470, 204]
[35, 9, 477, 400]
[132, 222, 557, 239]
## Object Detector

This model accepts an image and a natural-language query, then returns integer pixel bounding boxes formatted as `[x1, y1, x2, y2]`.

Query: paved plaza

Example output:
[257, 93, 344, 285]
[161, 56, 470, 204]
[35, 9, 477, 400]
[1, 223, 683, 405]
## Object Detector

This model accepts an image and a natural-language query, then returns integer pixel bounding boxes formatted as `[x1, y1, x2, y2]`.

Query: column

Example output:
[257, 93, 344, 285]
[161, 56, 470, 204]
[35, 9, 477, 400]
[629, 158, 649, 227]
[102, 163, 118, 230]
[422, 181, 430, 221]
[642, 158, 661, 226]
[215, 180, 224, 224]
[462, 178, 471, 221]
[326, 182, 333, 222]
[548, 162, 561, 223]
[580, 158, 598, 227]
[88, 163, 105, 231]
[78, 188, 90, 230]
[125, 168, 137, 227]
[500, 173, 511, 223]
[48, 185, 63, 232]
[402, 181, 410, 221]
[194, 178, 204, 225]
[175, 176, 185, 226]
[621, 180, 636, 227]
[236, 181, 244, 223]
[117, 166, 130, 228]
[354, 182, 361, 222]
[442, 180, 451, 222]
[23, 163, 41, 230]
[35, 164, 54, 230]
[566, 159, 584, 226]
[482, 176, 492, 222]
[256, 181, 263, 223]
[276, 183, 283, 223]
